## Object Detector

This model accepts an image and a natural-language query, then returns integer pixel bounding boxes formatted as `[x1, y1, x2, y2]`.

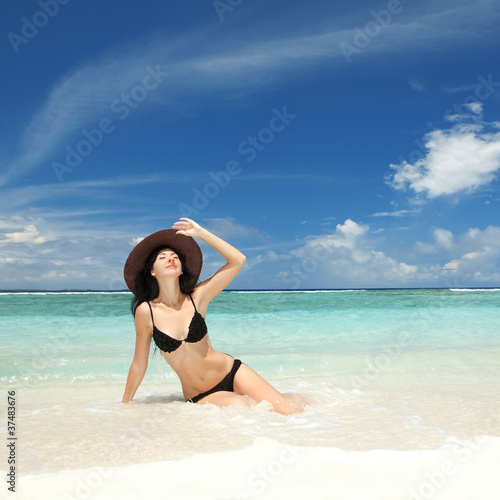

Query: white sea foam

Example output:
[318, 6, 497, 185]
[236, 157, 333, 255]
[11, 356, 500, 479]
[449, 288, 500, 292]
[0, 291, 131, 295]
[228, 289, 366, 293]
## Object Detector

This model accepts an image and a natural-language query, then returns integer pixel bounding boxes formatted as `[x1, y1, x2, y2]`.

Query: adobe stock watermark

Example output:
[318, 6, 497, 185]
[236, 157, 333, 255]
[61, 400, 173, 500]
[395, 74, 500, 166]
[60, 422, 137, 499]
[408, 435, 490, 500]
[52, 64, 168, 182]
[18, 325, 80, 387]
[278, 238, 335, 289]
[236, 443, 300, 500]
[349, 330, 415, 391]
[61, 467, 113, 500]
[213, 0, 244, 22]
[106, 269, 128, 291]
[178, 106, 296, 217]
[7, 0, 71, 54]
[339, 0, 407, 63]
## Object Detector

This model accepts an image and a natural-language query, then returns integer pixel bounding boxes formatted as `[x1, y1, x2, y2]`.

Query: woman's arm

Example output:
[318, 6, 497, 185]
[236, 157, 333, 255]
[173, 218, 246, 305]
[122, 302, 153, 403]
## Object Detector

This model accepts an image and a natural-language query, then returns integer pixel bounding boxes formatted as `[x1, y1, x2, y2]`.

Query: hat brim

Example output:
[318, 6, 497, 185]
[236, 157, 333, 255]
[123, 229, 202, 295]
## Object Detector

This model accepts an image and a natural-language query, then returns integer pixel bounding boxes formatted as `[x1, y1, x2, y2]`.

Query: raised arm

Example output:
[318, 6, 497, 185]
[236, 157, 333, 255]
[122, 302, 153, 403]
[173, 218, 246, 306]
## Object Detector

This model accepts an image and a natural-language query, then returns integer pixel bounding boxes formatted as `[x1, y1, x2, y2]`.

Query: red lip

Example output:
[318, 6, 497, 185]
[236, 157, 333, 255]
[167, 264, 176, 269]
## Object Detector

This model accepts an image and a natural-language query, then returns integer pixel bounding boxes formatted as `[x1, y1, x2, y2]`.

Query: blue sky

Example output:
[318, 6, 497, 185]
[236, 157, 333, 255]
[1, 0, 500, 290]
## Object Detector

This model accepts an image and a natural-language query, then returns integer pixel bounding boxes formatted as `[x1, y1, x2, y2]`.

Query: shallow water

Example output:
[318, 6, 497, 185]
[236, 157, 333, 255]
[1, 289, 500, 483]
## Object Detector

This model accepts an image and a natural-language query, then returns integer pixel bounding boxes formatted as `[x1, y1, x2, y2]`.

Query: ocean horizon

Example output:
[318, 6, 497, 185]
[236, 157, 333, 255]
[2, 286, 500, 293]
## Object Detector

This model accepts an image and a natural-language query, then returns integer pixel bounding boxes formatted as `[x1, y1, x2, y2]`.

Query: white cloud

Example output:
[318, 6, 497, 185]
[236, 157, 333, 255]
[371, 209, 421, 217]
[244, 250, 288, 272]
[416, 228, 455, 253]
[299, 219, 369, 252]
[441, 83, 477, 93]
[464, 101, 483, 114]
[0, 215, 134, 290]
[408, 79, 426, 92]
[387, 105, 500, 198]
[417, 225, 500, 254]
[36, 270, 89, 282]
[415, 225, 500, 285]
[2, 225, 46, 244]
[272, 221, 500, 289]
[131, 237, 144, 246]
[442, 246, 500, 283]
[1, 215, 499, 289]
[276, 219, 418, 288]
[434, 228, 454, 249]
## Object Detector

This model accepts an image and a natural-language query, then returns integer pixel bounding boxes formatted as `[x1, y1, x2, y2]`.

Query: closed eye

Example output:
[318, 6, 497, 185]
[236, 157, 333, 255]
[157, 252, 178, 260]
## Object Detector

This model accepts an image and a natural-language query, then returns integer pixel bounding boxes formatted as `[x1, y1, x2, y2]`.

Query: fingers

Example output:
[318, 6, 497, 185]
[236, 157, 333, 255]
[173, 218, 192, 227]
[172, 218, 192, 235]
[175, 217, 193, 225]
[172, 217, 200, 236]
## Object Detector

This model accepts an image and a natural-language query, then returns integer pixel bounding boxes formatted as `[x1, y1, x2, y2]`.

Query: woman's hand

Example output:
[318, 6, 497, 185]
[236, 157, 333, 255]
[173, 217, 245, 305]
[173, 218, 204, 238]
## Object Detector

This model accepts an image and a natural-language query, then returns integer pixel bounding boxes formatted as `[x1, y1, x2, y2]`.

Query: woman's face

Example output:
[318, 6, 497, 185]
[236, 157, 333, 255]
[151, 248, 183, 280]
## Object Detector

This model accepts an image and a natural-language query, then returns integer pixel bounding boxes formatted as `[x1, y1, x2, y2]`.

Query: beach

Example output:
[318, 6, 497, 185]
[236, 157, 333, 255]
[1, 289, 500, 499]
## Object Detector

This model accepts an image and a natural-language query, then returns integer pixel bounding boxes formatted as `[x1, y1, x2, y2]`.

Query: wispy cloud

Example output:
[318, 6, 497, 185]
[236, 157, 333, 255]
[440, 83, 478, 93]
[370, 209, 422, 217]
[0, 173, 198, 210]
[205, 217, 266, 241]
[408, 79, 426, 92]
[2, 0, 499, 185]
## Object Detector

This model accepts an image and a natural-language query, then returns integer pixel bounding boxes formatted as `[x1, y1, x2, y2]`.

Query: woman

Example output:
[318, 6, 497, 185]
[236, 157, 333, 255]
[122, 218, 305, 415]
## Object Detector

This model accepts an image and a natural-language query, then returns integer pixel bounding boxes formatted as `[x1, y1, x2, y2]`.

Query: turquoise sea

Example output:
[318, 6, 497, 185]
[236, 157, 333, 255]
[1, 288, 500, 499]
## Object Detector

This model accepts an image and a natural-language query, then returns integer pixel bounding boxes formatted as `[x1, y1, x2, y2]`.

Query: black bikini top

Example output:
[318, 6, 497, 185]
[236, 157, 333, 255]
[147, 295, 207, 353]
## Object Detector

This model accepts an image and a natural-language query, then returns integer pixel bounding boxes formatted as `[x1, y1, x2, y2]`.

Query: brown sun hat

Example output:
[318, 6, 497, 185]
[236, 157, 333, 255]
[123, 229, 203, 295]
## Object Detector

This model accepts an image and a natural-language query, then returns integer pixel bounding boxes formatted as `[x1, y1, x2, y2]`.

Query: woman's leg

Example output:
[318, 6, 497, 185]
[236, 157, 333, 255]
[233, 363, 305, 415]
[195, 391, 257, 408]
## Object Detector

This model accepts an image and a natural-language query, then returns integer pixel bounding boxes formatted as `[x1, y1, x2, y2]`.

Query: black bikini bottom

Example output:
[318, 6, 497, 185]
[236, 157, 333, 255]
[187, 358, 242, 404]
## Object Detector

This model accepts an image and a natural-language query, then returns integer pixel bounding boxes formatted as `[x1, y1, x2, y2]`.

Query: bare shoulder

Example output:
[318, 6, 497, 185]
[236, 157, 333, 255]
[134, 301, 153, 332]
[135, 301, 151, 317]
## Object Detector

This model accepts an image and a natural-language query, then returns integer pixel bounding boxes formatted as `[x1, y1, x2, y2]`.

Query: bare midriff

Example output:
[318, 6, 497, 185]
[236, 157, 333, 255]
[160, 336, 234, 400]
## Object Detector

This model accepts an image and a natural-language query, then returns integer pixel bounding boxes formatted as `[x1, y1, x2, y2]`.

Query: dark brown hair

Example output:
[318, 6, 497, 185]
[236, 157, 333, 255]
[130, 246, 197, 316]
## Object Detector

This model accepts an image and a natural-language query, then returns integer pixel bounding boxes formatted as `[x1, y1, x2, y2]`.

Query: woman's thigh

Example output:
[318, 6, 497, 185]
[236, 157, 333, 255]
[196, 391, 256, 408]
[233, 363, 294, 414]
